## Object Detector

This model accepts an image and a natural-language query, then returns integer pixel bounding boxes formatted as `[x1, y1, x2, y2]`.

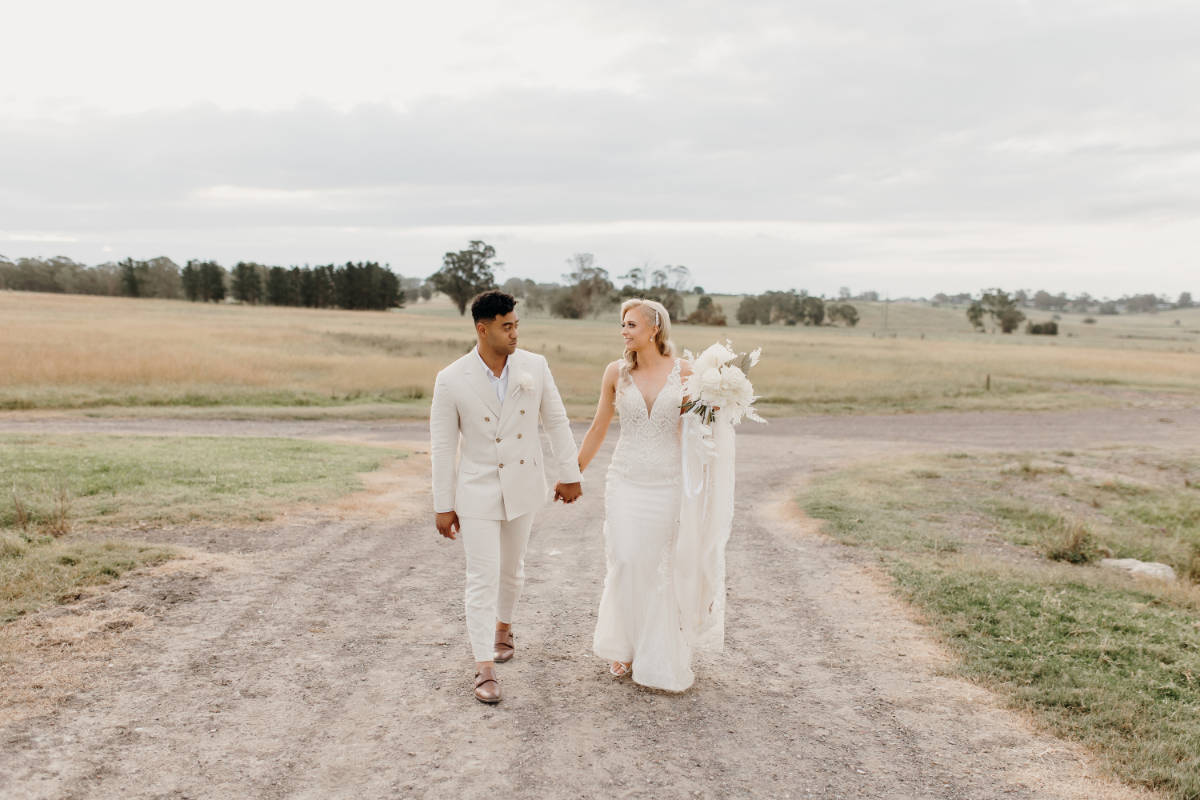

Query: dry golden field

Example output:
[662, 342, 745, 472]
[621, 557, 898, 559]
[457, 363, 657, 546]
[2, 290, 1198, 417]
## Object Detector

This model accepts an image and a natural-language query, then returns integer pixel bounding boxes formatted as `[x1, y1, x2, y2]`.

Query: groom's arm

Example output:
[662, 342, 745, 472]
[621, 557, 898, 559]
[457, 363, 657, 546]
[429, 371, 459, 516]
[538, 357, 583, 487]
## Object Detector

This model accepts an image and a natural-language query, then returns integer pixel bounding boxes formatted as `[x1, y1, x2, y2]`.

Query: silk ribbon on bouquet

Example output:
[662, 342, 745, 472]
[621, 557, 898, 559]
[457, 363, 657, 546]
[676, 411, 736, 653]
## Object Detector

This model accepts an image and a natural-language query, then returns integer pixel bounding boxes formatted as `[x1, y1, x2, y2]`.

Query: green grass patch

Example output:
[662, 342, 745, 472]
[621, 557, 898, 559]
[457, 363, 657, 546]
[0, 386, 429, 412]
[1103, 491, 1200, 573]
[0, 533, 176, 622]
[986, 503, 1069, 549]
[801, 448, 1200, 799]
[1, 434, 395, 530]
[69, 403, 429, 422]
[1117, 493, 1200, 534]
[803, 469, 964, 556]
[891, 562, 1200, 798]
[1, 434, 400, 623]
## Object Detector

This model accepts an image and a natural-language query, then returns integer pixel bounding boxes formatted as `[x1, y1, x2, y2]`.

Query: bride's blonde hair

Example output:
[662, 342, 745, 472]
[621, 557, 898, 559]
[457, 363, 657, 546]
[621, 298, 674, 371]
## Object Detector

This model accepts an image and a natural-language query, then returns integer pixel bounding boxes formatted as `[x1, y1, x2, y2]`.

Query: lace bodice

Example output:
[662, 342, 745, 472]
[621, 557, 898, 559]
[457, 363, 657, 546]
[608, 359, 683, 485]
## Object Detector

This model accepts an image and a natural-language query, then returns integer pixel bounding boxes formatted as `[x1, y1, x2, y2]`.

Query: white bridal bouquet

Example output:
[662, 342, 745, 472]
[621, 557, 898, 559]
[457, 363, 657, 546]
[681, 340, 766, 426]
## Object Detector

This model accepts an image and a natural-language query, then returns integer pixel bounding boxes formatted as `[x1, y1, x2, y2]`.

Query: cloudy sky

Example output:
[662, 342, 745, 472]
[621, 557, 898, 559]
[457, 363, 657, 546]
[2, 0, 1198, 298]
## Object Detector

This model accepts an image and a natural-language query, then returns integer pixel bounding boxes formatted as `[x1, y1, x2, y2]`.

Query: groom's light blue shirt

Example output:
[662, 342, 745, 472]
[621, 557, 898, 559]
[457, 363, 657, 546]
[474, 347, 509, 405]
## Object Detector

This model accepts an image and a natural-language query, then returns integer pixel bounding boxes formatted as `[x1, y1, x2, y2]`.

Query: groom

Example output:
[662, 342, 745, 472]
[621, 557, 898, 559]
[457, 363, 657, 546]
[430, 289, 583, 703]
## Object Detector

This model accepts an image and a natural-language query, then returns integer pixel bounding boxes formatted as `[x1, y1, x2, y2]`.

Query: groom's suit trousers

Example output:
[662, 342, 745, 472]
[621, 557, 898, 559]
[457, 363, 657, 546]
[460, 512, 535, 662]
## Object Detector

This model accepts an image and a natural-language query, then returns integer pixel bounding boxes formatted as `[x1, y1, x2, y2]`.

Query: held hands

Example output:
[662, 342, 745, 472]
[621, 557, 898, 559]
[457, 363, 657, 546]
[436, 481, 579, 538]
[553, 481, 582, 504]
[435, 510, 461, 540]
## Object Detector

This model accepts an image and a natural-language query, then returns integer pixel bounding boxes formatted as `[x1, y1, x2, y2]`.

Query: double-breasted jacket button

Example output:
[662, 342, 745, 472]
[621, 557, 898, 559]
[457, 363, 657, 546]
[516, 433, 522, 439]
[496, 437, 501, 443]
[519, 409, 525, 415]
[498, 463, 505, 469]
[520, 459, 525, 464]
[484, 416, 491, 422]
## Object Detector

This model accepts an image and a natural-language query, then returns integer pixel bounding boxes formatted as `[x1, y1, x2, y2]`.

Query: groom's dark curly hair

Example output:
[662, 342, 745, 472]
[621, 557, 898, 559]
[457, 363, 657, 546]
[471, 290, 517, 323]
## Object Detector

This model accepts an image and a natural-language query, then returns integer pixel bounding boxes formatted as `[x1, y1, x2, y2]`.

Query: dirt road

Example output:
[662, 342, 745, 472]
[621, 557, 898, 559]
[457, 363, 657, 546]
[3, 407, 1198, 799]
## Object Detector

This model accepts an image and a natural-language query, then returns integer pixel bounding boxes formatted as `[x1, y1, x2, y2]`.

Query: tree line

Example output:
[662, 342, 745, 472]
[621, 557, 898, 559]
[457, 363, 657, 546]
[935, 288, 1194, 315]
[0, 243, 859, 328]
[961, 287, 1196, 334]
[426, 242, 859, 327]
[427, 242, 722, 323]
[0, 255, 412, 311]
[7, 248, 1190, 326]
[0, 255, 176, 297]
[735, 291, 859, 327]
[185, 261, 405, 310]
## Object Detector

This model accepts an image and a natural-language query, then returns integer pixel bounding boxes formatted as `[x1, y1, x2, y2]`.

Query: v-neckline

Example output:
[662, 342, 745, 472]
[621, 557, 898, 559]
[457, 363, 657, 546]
[628, 361, 676, 418]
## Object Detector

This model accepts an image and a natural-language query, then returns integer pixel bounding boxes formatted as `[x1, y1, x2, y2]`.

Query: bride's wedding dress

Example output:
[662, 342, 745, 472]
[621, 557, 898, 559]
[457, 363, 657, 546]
[593, 359, 695, 691]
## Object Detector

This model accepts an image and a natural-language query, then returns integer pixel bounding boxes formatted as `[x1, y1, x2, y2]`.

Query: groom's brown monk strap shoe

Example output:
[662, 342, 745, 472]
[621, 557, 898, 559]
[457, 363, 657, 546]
[493, 629, 515, 663]
[474, 671, 501, 704]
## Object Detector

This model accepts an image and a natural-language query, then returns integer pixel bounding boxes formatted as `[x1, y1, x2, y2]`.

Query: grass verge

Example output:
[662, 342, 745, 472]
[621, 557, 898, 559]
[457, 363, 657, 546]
[0, 536, 176, 623]
[801, 448, 1200, 799]
[1, 434, 398, 622]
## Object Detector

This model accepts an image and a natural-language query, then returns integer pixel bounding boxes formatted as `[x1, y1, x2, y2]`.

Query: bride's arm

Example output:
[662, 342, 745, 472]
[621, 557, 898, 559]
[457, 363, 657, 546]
[576, 361, 619, 473]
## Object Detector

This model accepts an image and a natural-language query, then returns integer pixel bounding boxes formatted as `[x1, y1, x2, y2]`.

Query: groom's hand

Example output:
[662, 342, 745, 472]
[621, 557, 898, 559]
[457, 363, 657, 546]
[435, 511, 461, 539]
[553, 482, 582, 504]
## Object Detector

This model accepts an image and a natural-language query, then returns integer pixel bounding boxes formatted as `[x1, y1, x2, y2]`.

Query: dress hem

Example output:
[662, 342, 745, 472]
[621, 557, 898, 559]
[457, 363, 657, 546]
[594, 647, 634, 663]
[629, 669, 693, 693]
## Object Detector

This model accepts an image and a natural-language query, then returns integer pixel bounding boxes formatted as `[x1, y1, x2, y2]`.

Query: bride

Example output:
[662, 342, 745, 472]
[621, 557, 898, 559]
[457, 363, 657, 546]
[577, 298, 723, 692]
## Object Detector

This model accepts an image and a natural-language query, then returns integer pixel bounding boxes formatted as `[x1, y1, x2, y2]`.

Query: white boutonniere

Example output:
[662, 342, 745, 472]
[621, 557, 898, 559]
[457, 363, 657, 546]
[513, 370, 535, 396]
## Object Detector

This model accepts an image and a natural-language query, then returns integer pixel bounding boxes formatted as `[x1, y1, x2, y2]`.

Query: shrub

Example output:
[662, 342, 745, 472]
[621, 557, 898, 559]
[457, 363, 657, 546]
[1026, 321, 1059, 335]
[1044, 521, 1100, 564]
[968, 289, 1025, 332]
[827, 302, 860, 327]
[0, 533, 27, 559]
[686, 295, 727, 325]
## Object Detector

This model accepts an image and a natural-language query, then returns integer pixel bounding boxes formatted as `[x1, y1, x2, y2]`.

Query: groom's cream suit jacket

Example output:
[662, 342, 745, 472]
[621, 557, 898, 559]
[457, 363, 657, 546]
[430, 347, 581, 521]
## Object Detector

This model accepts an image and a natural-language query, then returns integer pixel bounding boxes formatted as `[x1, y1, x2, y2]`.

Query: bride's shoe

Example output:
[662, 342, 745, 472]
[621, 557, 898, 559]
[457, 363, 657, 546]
[609, 661, 632, 678]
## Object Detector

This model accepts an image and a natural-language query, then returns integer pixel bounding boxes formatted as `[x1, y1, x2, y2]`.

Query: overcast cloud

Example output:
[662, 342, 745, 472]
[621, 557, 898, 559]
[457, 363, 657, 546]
[2, 0, 1198, 297]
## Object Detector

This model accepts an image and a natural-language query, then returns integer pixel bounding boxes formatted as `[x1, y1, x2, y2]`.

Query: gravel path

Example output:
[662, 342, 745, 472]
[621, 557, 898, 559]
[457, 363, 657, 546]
[4, 407, 1197, 799]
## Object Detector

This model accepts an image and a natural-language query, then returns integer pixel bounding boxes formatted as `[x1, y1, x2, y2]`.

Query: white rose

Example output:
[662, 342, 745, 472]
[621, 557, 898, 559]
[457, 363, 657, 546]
[698, 367, 722, 398]
[694, 342, 735, 375]
[717, 365, 747, 398]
